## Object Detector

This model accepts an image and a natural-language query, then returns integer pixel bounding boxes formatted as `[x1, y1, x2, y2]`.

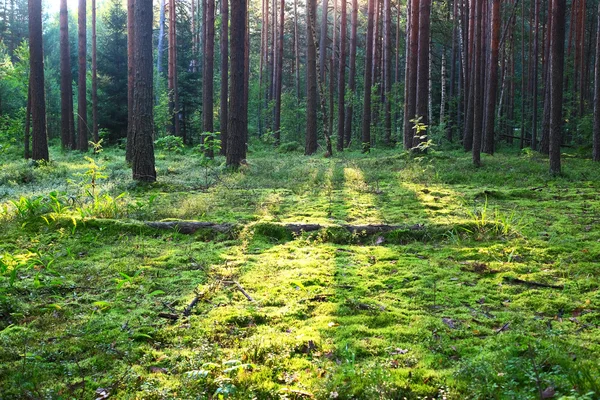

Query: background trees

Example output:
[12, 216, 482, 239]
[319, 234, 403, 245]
[0, 0, 599, 173]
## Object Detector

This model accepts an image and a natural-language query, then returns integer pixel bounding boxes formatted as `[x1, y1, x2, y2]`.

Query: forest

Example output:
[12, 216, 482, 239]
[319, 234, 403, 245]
[1, 0, 600, 398]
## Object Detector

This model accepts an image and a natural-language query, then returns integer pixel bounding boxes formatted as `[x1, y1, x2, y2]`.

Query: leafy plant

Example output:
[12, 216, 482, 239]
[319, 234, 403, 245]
[154, 135, 185, 153]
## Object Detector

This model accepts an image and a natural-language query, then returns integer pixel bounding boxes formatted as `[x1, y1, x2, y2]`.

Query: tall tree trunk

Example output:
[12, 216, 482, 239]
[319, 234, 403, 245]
[294, 0, 300, 98]
[132, 0, 156, 182]
[305, 0, 318, 154]
[361, 0, 376, 152]
[403, 0, 418, 149]
[540, 0, 552, 154]
[60, 0, 75, 150]
[273, 0, 284, 145]
[483, 0, 500, 154]
[328, 0, 336, 148]
[220, 0, 229, 155]
[227, 0, 248, 166]
[549, 0, 566, 174]
[203, 0, 215, 157]
[448, 0, 457, 141]
[336, 0, 347, 151]
[471, 0, 483, 165]
[463, 0, 475, 151]
[593, 2, 600, 161]
[344, 0, 357, 147]
[92, 0, 98, 146]
[126, 0, 134, 162]
[382, 0, 392, 145]
[530, 0, 539, 150]
[319, 0, 328, 83]
[168, 0, 181, 138]
[77, 0, 88, 152]
[258, 0, 266, 134]
[414, 0, 430, 149]
[29, 0, 48, 161]
[24, 78, 31, 159]
[440, 48, 446, 125]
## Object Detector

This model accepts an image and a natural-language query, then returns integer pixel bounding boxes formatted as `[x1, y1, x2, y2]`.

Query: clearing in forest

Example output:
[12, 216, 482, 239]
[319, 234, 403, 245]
[1, 145, 599, 399]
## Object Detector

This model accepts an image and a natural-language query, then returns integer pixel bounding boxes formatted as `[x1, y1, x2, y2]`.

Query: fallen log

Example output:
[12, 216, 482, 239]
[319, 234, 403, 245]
[145, 221, 425, 235]
[503, 276, 564, 289]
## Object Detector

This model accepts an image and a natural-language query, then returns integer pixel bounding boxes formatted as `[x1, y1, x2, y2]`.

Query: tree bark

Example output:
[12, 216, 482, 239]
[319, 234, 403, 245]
[131, 0, 156, 182]
[203, 0, 215, 157]
[343, 0, 357, 147]
[273, 0, 284, 145]
[540, 0, 552, 154]
[77, 0, 88, 152]
[336, 0, 347, 151]
[305, 0, 318, 154]
[530, 0, 539, 150]
[220, 0, 229, 155]
[403, 0, 419, 150]
[168, 0, 180, 138]
[92, 0, 98, 146]
[60, 0, 75, 150]
[24, 78, 31, 159]
[361, 0, 376, 152]
[319, 0, 328, 84]
[463, 0, 475, 151]
[483, 0, 500, 155]
[593, 2, 600, 161]
[227, 0, 248, 166]
[29, 0, 48, 161]
[549, 0, 565, 174]
[471, 0, 483, 165]
[294, 0, 300, 99]
[382, 0, 392, 145]
[413, 0, 430, 150]
[126, 0, 134, 162]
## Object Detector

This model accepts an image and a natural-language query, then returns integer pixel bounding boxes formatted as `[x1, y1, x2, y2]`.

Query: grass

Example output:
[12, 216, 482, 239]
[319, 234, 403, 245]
[0, 142, 599, 399]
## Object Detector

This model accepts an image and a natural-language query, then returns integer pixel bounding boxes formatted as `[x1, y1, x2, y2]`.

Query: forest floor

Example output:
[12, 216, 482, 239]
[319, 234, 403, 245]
[1, 142, 600, 399]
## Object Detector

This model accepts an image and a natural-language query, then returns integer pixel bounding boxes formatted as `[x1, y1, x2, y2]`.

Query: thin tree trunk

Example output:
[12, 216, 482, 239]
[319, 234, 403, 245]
[294, 0, 300, 98]
[593, 2, 600, 161]
[414, 0, 430, 150]
[24, 80, 31, 159]
[258, 0, 266, 134]
[273, 0, 284, 145]
[220, 0, 229, 155]
[447, 0, 457, 141]
[60, 0, 75, 150]
[361, 0, 376, 152]
[540, 0, 552, 154]
[344, 0, 357, 147]
[168, 0, 180, 138]
[383, 0, 392, 145]
[440, 48, 446, 125]
[463, 0, 475, 150]
[203, 0, 215, 157]
[157, 0, 165, 100]
[29, 0, 48, 161]
[337, 0, 347, 151]
[530, 0, 539, 150]
[403, 0, 418, 149]
[227, 0, 248, 166]
[549, 0, 566, 174]
[319, 0, 328, 83]
[305, 0, 319, 154]
[126, 0, 134, 162]
[77, 0, 88, 152]
[483, 0, 500, 154]
[132, 0, 156, 182]
[92, 0, 98, 146]
[471, 0, 483, 165]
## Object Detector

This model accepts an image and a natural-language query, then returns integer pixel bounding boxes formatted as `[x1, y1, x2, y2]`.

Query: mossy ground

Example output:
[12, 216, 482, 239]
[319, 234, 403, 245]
[1, 143, 599, 399]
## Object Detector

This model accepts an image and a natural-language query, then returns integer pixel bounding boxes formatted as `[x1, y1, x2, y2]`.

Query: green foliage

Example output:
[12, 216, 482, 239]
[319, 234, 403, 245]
[154, 135, 185, 153]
